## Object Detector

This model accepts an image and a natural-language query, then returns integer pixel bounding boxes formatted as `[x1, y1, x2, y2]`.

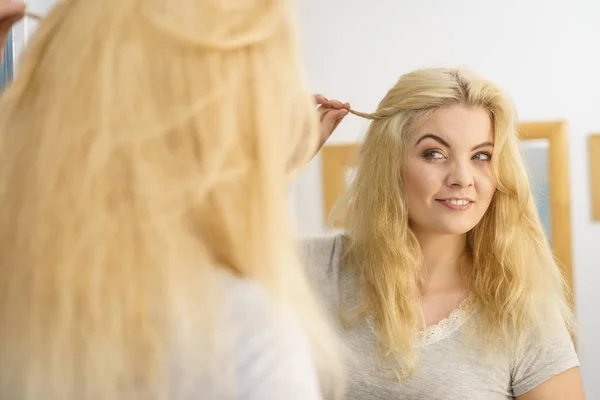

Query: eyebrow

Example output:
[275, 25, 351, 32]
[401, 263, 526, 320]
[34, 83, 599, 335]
[415, 133, 494, 151]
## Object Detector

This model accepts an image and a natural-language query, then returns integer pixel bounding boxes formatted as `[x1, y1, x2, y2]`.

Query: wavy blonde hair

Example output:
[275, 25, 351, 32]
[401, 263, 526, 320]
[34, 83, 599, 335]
[336, 67, 573, 378]
[0, 0, 341, 398]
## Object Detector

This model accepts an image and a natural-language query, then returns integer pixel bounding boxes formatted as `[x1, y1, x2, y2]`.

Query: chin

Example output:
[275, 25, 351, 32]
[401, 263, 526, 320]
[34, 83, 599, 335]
[409, 213, 482, 236]
[440, 227, 473, 235]
[433, 220, 478, 235]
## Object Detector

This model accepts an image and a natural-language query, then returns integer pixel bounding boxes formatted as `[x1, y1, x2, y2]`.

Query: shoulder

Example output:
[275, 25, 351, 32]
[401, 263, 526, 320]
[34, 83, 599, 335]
[299, 233, 344, 273]
[510, 311, 580, 396]
[220, 271, 274, 318]
[220, 272, 323, 400]
[298, 233, 346, 292]
[220, 272, 306, 348]
[300, 234, 342, 260]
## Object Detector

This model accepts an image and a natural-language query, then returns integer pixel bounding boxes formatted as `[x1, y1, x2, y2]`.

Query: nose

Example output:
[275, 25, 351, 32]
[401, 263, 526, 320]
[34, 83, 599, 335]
[445, 159, 474, 188]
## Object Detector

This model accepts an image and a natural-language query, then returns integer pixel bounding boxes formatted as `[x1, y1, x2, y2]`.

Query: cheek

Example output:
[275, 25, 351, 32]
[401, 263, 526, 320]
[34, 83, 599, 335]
[404, 162, 441, 201]
[475, 170, 496, 203]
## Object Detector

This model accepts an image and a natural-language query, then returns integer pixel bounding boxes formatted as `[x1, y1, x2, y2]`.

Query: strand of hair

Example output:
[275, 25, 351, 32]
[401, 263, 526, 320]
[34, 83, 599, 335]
[349, 109, 382, 120]
[25, 11, 43, 21]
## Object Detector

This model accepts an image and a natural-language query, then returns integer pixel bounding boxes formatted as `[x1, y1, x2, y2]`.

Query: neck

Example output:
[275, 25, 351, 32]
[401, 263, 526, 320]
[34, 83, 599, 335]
[413, 229, 467, 292]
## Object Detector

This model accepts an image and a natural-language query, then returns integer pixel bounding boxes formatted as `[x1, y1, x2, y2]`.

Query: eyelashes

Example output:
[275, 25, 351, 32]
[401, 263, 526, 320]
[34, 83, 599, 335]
[422, 150, 444, 159]
[422, 150, 492, 161]
[472, 152, 492, 161]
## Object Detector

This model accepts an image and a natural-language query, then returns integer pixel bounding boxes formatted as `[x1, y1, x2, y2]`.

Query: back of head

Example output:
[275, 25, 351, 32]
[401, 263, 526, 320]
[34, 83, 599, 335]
[0, 0, 339, 398]
[340, 67, 572, 378]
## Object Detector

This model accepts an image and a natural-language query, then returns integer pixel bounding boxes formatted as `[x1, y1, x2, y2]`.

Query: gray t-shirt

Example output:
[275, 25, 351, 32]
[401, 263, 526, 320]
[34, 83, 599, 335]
[302, 234, 580, 400]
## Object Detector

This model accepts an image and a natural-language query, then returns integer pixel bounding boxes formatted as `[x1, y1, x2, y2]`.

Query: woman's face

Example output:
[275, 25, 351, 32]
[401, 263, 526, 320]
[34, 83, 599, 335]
[402, 104, 496, 236]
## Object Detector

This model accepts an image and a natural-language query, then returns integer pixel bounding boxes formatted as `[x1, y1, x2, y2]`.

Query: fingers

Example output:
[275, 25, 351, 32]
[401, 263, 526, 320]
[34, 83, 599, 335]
[329, 100, 350, 110]
[316, 98, 350, 126]
[325, 99, 347, 110]
[318, 105, 345, 123]
[314, 94, 328, 107]
[0, 2, 26, 20]
[317, 108, 348, 149]
[320, 108, 347, 122]
[314, 94, 351, 144]
[2, 13, 23, 28]
[320, 108, 348, 134]
[314, 94, 351, 110]
[317, 104, 330, 120]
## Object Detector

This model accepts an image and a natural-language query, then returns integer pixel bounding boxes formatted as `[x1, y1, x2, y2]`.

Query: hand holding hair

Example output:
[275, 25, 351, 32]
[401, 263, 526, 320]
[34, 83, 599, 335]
[313, 93, 384, 158]
[314, 94, 350, 154]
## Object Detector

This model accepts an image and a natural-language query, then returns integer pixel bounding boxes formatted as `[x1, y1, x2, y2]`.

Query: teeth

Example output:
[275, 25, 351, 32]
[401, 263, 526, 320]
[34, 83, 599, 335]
[445, 199, 469, 206]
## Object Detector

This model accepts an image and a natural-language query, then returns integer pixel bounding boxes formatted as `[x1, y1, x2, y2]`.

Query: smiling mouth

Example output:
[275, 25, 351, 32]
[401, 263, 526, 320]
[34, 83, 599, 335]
[436, 199, 474, 210]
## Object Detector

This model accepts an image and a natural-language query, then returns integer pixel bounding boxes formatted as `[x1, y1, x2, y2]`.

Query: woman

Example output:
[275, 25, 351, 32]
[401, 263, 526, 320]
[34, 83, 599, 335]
[306, 67, 585, 399]
[0, 0, 342, 399]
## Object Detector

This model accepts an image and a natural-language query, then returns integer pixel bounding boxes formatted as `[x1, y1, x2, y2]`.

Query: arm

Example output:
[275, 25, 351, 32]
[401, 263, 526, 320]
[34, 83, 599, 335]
[314, 94, 350, 155]
[286, 95, 349, 175]
[516, 366, 585, 400]
[511, 313, 584, 399]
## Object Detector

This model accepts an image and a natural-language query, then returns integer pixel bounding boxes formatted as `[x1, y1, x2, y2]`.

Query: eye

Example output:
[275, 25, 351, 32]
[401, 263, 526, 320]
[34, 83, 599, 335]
[423, 150, 445, 160]
[472, 152, 492, 161]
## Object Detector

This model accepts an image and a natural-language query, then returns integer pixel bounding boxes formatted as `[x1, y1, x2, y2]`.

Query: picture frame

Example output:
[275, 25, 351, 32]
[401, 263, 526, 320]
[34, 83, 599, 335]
[517, 121, 572, 293]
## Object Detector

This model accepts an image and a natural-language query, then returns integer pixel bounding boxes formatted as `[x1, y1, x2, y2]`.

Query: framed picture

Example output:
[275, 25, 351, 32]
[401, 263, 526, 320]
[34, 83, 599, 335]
[321, 121, 573, 295]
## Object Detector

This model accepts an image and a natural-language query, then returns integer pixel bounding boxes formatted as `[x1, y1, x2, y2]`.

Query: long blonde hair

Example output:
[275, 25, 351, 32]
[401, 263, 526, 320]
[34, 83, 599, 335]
[337, 67, 573, 378]
[0, 0, 341, 398]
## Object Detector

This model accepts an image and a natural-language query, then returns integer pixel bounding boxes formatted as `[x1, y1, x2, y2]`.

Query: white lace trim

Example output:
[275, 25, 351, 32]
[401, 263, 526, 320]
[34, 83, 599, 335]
[415, 298, 473, 347]
[365, 297, 474, 348]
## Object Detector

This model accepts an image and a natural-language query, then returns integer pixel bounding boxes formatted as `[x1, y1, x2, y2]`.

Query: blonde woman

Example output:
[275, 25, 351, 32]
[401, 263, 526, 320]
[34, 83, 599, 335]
[305, 67, 585, 399]
[0, 0, 342, 399]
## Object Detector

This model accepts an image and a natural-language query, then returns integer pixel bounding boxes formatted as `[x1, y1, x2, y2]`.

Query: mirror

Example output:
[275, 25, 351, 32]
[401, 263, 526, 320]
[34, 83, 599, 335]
[321, 121, 573, 296]
[518, 122, 572, 294]
[520, 139, 551, 240]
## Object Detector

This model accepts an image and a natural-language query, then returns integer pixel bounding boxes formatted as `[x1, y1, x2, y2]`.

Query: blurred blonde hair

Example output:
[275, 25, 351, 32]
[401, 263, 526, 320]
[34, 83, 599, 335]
[0, 0, 341, 398]
[337, 67, 573, 379]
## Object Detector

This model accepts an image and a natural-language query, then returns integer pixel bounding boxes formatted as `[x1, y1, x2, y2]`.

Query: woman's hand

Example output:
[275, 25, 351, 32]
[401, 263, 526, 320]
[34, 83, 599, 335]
[0, 0, 26, 61]
[314, 94, 350, 154]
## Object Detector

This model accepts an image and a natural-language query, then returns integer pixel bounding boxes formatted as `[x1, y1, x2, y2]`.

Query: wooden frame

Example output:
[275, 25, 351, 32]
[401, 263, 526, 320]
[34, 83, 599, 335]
[321, 121, 573, 294]
[518, 121, 573, 293]
[321, 144, 359, 226]
[590, 134, 600, 221]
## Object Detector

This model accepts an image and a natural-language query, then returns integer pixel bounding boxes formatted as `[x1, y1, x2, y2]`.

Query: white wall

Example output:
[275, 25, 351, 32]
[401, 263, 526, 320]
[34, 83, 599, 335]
[292, 0, 600, 396]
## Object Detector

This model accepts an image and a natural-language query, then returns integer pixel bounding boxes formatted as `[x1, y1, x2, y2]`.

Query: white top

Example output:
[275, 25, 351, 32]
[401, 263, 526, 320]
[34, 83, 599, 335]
[173, 271, 323, 400]
[302, 234, 580, 400]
